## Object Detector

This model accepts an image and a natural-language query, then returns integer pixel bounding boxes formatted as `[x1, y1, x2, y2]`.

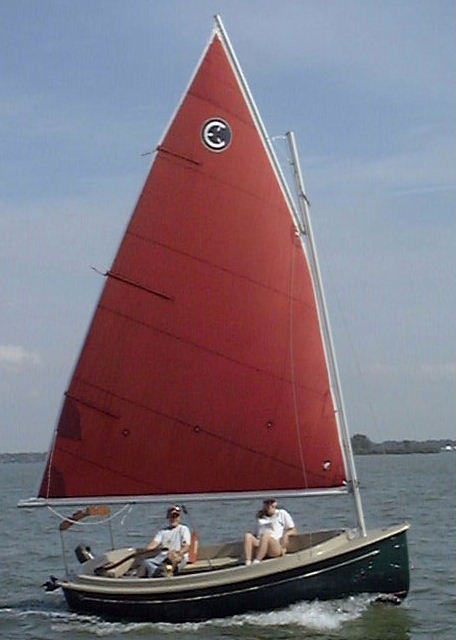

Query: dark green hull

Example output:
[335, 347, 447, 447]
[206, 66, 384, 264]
[62, 524, 409, 623]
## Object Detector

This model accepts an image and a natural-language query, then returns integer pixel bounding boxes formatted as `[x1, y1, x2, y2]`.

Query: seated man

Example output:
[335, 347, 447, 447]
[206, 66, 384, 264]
[138, 505, 191, 577]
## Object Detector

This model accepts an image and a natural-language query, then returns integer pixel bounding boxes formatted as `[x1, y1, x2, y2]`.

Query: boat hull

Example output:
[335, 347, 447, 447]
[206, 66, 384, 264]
[60, 524, 409, 622]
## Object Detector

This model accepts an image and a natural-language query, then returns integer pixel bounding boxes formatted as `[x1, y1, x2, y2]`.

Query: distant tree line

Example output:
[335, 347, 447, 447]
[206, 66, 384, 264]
[1, 438, 456, 462]
[351, 434, 455, 455]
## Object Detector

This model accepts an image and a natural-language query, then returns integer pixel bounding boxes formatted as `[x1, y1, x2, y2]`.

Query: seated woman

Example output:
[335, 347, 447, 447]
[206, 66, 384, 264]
[244, 498, 297, 565]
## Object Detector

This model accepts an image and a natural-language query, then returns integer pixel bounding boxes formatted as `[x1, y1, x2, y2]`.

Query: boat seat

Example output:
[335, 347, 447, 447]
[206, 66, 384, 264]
[180, 556, 241, 573]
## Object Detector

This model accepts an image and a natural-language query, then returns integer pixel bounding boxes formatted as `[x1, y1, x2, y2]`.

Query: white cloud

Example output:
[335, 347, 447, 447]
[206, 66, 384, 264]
[0, 345, 42, 370]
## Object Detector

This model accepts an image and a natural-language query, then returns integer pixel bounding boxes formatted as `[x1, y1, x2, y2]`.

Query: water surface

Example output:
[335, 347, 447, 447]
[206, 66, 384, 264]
[1, 453, 454, 639]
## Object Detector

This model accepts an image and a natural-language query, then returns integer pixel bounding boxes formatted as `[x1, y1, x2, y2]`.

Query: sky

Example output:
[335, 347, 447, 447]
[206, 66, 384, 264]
[1, 0, 455, 452]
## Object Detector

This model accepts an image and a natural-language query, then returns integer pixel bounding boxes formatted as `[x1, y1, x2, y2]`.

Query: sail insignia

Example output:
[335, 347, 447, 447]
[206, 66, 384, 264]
[201, 118, 232, 152]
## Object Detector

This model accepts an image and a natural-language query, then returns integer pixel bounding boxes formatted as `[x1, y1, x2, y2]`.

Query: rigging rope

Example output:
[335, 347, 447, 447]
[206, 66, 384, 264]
[46, 503, 132, 527]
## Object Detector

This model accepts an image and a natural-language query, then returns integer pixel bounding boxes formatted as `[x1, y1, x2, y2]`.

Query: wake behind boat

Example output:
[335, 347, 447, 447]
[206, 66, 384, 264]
[19, 16, 409, 622]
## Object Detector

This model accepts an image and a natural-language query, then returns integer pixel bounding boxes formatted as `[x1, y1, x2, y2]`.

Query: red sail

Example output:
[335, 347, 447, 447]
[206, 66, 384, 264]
[39, 30, 347, 500]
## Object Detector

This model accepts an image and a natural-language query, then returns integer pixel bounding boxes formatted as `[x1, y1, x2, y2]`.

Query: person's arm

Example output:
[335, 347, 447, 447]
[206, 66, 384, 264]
[281, 526, 297, 550]
[145, 530, 162, 551]
[175, 540, 190, 562]
[174, 527, 191, 561]
[280, 510, 297, 549]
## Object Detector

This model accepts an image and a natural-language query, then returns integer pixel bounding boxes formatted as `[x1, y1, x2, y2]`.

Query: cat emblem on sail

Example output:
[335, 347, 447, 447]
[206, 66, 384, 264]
[201, 117, 232, 151]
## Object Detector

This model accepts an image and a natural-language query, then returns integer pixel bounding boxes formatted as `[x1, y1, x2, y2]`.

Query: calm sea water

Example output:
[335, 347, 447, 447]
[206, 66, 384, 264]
[1, 453, 455, 639]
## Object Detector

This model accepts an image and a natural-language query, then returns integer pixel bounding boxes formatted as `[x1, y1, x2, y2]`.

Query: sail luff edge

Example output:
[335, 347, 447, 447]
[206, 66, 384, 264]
[213, 15, 305, 236]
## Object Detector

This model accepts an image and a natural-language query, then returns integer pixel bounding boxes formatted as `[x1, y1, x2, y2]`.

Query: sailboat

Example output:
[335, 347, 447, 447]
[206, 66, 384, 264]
[19, 16, 409, 622]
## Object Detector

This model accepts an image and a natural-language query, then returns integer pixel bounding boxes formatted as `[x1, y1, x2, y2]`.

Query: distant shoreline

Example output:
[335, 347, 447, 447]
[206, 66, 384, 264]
[351, 435, 456, 455]
[1, 437, 455, 463]
[0, 452, 46, 463]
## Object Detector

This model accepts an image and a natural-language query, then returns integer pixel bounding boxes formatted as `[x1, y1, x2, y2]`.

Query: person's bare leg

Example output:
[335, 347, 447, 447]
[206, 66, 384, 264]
[244, 532, 259, 563]
[255, 534, 282, 561]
